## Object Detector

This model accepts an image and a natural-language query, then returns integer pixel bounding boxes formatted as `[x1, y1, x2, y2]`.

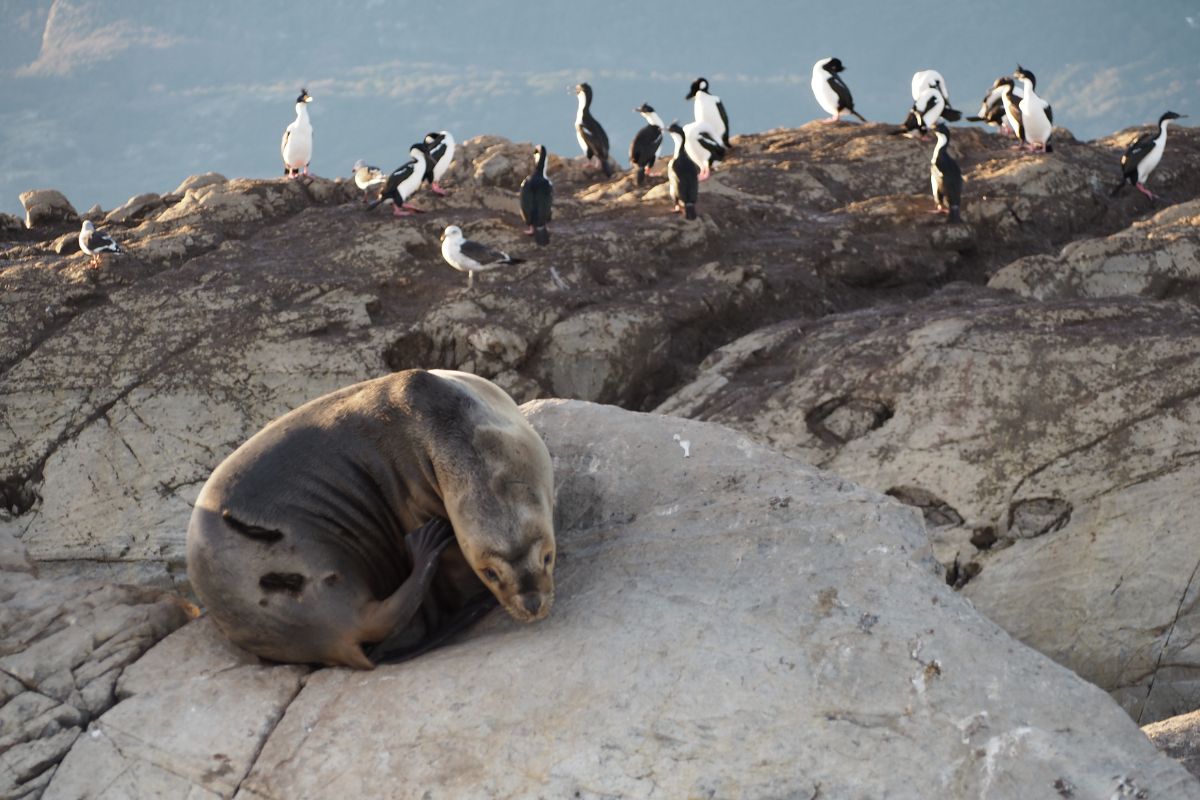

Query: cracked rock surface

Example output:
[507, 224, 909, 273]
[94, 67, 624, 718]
[658, 285, 1200, 723]
[0, 534, 191, 799]
[39, 402, 1200, 799]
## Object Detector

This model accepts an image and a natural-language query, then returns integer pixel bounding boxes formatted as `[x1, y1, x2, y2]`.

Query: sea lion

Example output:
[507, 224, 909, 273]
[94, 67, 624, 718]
[186, 369, 556, 669]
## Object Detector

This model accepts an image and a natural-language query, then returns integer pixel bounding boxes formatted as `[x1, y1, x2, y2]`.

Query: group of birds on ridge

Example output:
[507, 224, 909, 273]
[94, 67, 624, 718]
[78, 62, 1187, 288]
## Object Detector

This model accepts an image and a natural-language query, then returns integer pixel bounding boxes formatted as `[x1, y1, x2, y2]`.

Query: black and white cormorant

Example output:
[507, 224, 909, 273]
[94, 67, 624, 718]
[629, 103, 665, 185]
[1014, 65, 1053, 152]
[930, 122, 963, 223]
[687, 78, 731, 148]
[667, 121, 700, 220]
[1111, 111, 1187, 200]
[419, 131, 455, 195]
[367, 149, 427, 217]
[520, 144, 554, 245]
[281, 88, 313, 178]
[811, 58, 867, 123]
[574, 83, 612, 177]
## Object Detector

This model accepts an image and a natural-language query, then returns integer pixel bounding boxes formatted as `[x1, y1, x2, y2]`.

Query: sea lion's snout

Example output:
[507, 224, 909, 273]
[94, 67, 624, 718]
[509, 589, 553, 622]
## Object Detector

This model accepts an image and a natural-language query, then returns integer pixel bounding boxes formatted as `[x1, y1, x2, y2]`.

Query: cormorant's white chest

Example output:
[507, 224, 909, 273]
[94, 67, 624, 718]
[1139, 127, 1170, 181]
[811, 66, 839, 115]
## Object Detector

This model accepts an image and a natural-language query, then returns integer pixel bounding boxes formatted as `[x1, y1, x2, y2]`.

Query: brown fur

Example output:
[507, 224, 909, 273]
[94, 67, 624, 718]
[186, 369, 555, 668]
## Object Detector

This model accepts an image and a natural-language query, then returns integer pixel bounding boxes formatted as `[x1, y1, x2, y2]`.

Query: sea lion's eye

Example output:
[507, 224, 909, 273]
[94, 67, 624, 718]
[543, 553, 553, 567]
[483, 568, 499, 583]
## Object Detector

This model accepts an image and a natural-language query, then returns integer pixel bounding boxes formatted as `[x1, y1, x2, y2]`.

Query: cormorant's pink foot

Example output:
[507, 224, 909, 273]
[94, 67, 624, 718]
[524, 226, 535, 236]
[431, 183, 448, 196]
[393, 205, 414, 217]
[1136, 183, 1157, 200]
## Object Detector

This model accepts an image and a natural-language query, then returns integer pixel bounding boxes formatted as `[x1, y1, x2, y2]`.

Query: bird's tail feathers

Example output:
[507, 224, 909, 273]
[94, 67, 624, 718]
[685, 203, 697, 221]
[635, 166, 645, 186]
[849, 109, 868, 123]
[506, 256, 527, 265]
[601, 158, 613, 178]
[534, 227, 550, 246]
[942, 106, 963, 122]
[948, 206, 962, 224]
[1110, 179, 1128, 197]
[965, 115, 985, 122]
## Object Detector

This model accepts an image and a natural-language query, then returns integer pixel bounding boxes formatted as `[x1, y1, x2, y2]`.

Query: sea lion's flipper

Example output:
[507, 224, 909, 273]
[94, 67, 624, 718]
[357, 517, 453, 643]
[368, 592, 499, 665]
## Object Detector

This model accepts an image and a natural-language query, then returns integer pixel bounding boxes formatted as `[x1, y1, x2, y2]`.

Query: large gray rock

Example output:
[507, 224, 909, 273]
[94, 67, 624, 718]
[0, 559, 191, 799]
[657, 288, 1200, 724]
[990, 199, 1200, 303]
[19, 190, 78, 229]
[43, 402, 1200, 799]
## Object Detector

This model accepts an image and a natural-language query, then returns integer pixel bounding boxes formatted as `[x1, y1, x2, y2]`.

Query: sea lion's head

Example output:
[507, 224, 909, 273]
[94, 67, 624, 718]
[441, 421, 557, 624]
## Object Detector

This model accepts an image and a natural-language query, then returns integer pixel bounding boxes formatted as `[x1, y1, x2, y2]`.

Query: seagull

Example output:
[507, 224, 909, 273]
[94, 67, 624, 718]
[440, 225, 525, 288]
[281, 88, 313, 178]
[78, 220, 122, 267]
[351, 159, 385, 202]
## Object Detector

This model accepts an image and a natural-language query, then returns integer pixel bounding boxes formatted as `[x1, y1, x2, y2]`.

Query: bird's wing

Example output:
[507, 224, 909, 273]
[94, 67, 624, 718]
[92, 230, 120, 252]
[716, 100, 730, 137]
[519, 179, 536, 222]
[697, 131, 727, 159]
[280, 127, 291, 158]
[1121, 133, 1156, 168]
[460, 239, 507, 264]
[582, 117, 610, 156]
[1044, 103, 1054, 125]
[428, 142, 447, 164]
[384, 160, 417, 193]
[829, 75, 854, 111]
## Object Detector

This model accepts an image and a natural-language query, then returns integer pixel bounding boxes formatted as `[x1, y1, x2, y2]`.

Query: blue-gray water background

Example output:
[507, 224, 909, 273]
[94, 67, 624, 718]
[1, 0, 1197, 216]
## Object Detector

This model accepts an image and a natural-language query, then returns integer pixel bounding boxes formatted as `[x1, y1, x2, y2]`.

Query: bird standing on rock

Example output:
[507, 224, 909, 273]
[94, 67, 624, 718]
[811, 58, 867, 123]
[630, 104, 665, 185]
[968, 76, 1020, 135]
[1014, 66, 1053, 152]
[368, 148, 427, 217]
[281, 89, 313, 178]
[667, 121, 700, 220]
[440, 225, 525, 288]
[351, 159, 385, 202]
[1111, 111, 1187, 201]
[574, 83, 613, 177]
[930, 122, 963, 223]
[419, 131, 455, 195]
[78, 220, 122, 267]
[520, 144, 554, 245]
[687, 78, 731, 148]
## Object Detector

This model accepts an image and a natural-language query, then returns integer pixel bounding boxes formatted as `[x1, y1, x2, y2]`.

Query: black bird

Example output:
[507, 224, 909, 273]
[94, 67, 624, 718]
[1111, 111, 1187, 201]
[930, 123, 963, 223]
[667, 122, 700, 220]
[630, 103, 665, 185]
[520, 144, 554, 245]
[574, 82, 612, 177]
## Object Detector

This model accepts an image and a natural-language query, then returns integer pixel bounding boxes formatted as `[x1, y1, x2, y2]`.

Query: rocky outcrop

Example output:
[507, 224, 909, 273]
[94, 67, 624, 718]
[991, 199, 1200, 303]
[0, 533, 191, 798]
[35, 402, 1200, 798]
[18, 190, 78, 230]
[4, 123, 1200, 741]
[1145, 710, 1200, 780]
[657, 287, 1200, 724]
